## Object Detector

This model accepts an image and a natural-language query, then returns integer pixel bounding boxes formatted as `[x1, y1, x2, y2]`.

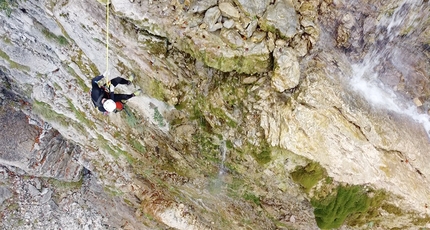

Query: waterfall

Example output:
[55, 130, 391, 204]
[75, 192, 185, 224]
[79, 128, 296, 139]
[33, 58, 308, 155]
[350, 0, 430, 137]
[218, 140, 227, 176]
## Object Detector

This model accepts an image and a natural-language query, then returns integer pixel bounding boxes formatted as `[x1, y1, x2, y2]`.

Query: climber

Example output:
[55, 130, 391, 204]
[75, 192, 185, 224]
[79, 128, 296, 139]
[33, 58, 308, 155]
[90, 71, 141, 114]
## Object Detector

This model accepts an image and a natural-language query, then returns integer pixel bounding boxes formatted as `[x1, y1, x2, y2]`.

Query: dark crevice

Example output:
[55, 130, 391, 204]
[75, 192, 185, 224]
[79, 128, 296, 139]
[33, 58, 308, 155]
[333, 106, 369, 142]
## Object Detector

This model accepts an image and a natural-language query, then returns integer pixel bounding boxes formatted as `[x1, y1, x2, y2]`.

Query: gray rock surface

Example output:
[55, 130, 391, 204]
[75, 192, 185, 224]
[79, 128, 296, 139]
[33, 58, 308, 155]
[0, 0, 429, 229]
[0, 106, 83, 182]
[271, 46, 300, 92]
[260, 0, 298, 39]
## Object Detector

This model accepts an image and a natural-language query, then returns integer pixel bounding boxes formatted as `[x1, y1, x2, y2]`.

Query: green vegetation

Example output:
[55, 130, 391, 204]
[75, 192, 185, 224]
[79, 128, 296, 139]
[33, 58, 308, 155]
[33, 100, 69, 126]
[129, 138, 146, 154]
[104, 186, 124, 196]
[0, 0, 14, 16]
[41, 28, 69, 46]
[239, 140, 271, 165]
[153, 106, 166, 127]
[312, 185, 370, 229]
[291, 161, 326, 192]
[66, 98, 94, 128]
[33, 100, 87, 133]
[66, 66, 90, 92]
[122, 105, 138, 127]
[243, 192, 261, 206]
[137, 30, 168, 55]
[0, 48, 30, 72]
[148, 79, 166, 100]
[49, 178, 83, 189]
[70, 49, 99, 77]
[97, 134, 135, 164]
[289, 161, 412, 228]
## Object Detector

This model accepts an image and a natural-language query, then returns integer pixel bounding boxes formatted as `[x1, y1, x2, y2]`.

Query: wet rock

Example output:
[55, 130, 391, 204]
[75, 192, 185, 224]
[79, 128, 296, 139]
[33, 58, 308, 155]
[336, 25, 350, 48]
[271, 47, 300, 92]
[260, 0, 298, 39]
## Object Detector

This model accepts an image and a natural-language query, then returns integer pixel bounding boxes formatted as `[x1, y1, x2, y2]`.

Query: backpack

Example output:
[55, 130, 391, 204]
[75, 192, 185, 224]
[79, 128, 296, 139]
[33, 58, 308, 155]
[115, 101, 124, 111]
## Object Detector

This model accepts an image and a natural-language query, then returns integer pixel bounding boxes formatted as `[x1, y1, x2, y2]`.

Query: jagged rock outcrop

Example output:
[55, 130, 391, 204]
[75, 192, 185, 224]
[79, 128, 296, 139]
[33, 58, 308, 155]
[0, 0, 429, 229]
[0, 108, 83, 181]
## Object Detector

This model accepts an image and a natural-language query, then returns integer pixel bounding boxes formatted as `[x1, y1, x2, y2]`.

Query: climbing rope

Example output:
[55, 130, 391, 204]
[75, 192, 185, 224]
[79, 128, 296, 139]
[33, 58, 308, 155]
[105, 1, 110, 86]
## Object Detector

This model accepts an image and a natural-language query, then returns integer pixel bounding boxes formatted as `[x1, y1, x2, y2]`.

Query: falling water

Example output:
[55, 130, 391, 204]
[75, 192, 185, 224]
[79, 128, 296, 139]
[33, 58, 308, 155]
[350, 0, 430, 137]
[218, 140, 227, 176]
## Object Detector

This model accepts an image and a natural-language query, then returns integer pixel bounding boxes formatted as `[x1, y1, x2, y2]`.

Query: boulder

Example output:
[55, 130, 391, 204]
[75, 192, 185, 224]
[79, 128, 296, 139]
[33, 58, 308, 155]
[203, 6, 222, 31]
[271, 47, 300, 92]
[260, 0, 298, 39]
[190, 0, 218, 13]
[234, 0, 271, 16]
[219, 2, 240, 20]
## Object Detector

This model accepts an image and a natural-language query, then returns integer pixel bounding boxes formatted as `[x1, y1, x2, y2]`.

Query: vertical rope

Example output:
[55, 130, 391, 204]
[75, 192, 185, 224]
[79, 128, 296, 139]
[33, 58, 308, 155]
[105, 1, 110, 86]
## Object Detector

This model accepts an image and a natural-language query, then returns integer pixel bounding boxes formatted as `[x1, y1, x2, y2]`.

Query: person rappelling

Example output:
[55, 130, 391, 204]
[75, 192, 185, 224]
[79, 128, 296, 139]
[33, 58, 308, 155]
[90, 72, 141, 114]
[89, 2, 141, 114]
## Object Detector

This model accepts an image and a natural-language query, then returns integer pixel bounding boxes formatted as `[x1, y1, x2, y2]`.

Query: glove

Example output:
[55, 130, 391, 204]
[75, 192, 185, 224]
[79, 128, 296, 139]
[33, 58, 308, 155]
[103, 70, 110, 77]
[97, 79, 105, 87]
[109, 84, 115, 92]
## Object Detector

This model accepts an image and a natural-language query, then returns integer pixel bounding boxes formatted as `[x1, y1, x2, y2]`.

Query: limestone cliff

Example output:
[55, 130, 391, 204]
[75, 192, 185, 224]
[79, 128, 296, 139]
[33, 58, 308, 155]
[0, 0, 430, 229]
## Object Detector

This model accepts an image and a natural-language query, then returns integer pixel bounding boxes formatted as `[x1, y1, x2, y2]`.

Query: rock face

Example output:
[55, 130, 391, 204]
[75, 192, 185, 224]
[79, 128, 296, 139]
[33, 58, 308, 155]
[0, 107, 83, 181]
[0, 0, 430, 229]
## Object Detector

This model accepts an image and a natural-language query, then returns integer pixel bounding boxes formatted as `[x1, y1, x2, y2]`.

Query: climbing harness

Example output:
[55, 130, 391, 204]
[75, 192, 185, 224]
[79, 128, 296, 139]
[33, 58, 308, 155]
[105, 0, 110, 87]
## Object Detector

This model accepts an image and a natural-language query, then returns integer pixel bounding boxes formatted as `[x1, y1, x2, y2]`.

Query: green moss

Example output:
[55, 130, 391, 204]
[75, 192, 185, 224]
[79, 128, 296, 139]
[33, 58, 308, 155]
[291, 161, 326, 192]
[104, 186, 124, 197]
[210, 106, 237, 128]
[66, 66, 90, 91]
[123, 198, 133, 206]
[0, 48, 31, 72]
[66, 99, 94, 128]
[97, 134, 135, 164]
[114, 146, 135, 164]
[346, 189, 387, 226]
[32, 100, 69, 126]
[153, 106, 166, 127]
[240, 140, 271, 165]
[412, 215, 430, 225]
[129, 138, 146, 154]
[226, 140, 233, 149]
[381, 203, 403, 215]
[34, 102, 87, 134]
[311, 185, 370, 229]
[123, 106, 138, 127]
[70, 50, 99, 78]
[0, 0, 14, 17]
[138, 31, 168, 55]
[41, 28, 69, 46]
[2, 36, 11, 44]
[148, 79, 166, 100]
[49, 178, 83, 189]
[243, 192, 261, 206]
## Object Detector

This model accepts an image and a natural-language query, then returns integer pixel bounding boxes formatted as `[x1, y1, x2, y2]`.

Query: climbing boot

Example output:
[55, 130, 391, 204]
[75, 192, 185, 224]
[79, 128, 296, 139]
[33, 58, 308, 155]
[133, 89, 142, 96]
[127, 73, 135, 85]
